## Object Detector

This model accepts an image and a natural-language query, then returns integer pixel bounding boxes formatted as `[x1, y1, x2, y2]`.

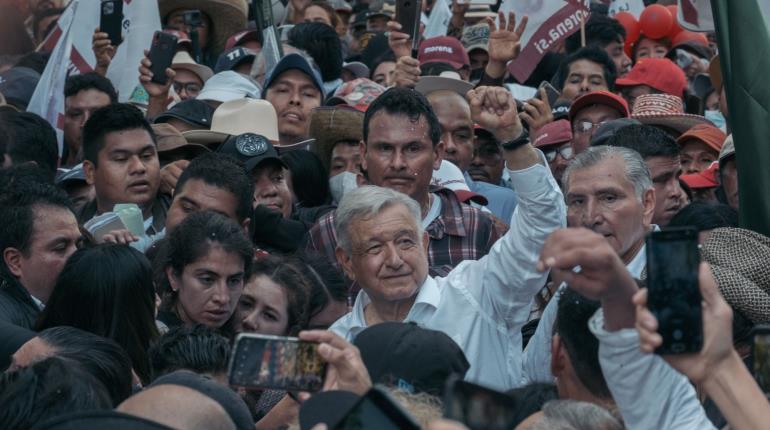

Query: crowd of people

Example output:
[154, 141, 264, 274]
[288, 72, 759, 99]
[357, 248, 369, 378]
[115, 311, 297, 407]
[0, 0, 768, 429]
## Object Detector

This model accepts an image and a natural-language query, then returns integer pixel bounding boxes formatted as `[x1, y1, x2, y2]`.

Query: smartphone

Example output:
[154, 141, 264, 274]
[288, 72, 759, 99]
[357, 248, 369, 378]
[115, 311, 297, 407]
[751, 326, 770, 393]
[148, 31, 178, 85]
[645, 227, 703, 355]
[182, 10, 203, 28]
[228, 333, 327, 392]
[254, 0, 276, 31]
[535, 81, 561, 107]
[332, 387, 421, 430]
[396, 0, 421, 51]
[443, 377, 517, 430]
[99, 0, 123, 46]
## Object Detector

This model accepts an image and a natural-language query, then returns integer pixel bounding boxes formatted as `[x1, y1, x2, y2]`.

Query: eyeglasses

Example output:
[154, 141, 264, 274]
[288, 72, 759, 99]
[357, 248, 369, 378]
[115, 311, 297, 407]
[572, 120, 608, 135]
[543, 145, 574, 162]
[173, 82, 202, 96]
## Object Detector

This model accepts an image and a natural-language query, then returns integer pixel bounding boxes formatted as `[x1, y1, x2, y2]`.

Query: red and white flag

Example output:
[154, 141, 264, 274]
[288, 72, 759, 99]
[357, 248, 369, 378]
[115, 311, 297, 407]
[28, 0, 160, 155]
[498, 0, 590, 83]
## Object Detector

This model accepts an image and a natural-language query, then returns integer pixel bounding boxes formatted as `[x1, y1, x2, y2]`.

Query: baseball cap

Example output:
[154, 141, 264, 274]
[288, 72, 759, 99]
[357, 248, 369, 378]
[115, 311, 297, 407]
[225, 29, 262, 51]
[719, 134, 735, 164]
[217, 133, 286, 172]
[55, 164, 87, 186]
[676, 123, 726, 154]
[327, 78, 385, 112]
[0, 67, 40, 109]
[432, 160, 488, 205]
[299, 391, 360, 430]
[461, 23, 490, 54]
[214, 47, 257, 73]
[196, 71, 261, 102]
[418, 36, 470, 70]
[532, 120, 572, 148]
[590, 118, 641, 146]
[262, 53, 325, 98]
[680, 162, 719, 189]
[367, 1, 394, 20]
[342, 61, 370, 79]
[568, 90, 630, 122]
[152, 123, 211, 163]
[615, 58, 687, 98]
[353, 322, 470, 395]
[551, 100, 571, 121]
[154, 99, 215, 129]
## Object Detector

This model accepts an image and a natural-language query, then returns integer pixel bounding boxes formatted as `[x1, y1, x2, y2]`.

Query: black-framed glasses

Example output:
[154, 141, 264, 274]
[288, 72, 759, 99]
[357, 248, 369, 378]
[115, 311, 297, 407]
[173, 82, 202, 95]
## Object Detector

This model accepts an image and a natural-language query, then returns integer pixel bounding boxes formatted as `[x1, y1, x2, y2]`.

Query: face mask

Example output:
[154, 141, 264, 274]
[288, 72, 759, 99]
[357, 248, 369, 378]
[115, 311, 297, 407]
[329, 171, 359, 204]
[705, 110, 727, 132]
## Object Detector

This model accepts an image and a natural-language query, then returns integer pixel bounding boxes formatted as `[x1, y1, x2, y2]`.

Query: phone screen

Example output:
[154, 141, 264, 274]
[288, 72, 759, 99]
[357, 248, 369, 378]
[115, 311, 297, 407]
[443, 379, 517, 430]
[333, 388, 420, 430]
[646, 227, 702, 354]
[752, 329, 770, 393]
[228, 334, 326, 392]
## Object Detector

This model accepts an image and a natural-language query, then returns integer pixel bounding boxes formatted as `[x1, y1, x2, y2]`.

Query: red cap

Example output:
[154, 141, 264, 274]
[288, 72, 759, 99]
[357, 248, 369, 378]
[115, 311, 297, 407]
[615, 58, 687, 98]
[327, 78, 386, 112]
[225, 29, 262, 51]
[417, 37, 470, 70]
[162, 29, 192, 47]
[680, 162, 719, 189]
[532, 120, 572, 148]
[676, 123, 726, 154]
[568, 91, 630, 122]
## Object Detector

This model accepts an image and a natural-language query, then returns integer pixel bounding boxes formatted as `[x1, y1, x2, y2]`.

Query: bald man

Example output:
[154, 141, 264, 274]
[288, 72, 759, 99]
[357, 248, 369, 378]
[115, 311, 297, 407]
[118, 385, 235, 430]
[426, 89, 517, 222]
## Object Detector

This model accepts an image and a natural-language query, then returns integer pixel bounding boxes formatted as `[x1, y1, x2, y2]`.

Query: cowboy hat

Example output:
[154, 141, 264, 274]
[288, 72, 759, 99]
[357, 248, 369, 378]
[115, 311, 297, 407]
[631, 93, 711, 136]
[171, 51, 214, 83]
[308, 106, 363, 171]
[158, 0, 249, 57]
[702, 228, 770, 324]
[183, 98, 279, 145]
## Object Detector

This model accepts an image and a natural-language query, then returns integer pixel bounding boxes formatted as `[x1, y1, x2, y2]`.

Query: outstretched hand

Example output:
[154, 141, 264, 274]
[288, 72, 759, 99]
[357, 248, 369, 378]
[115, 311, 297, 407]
[92, 28, 117, 76]
[485, 11, 528, 65]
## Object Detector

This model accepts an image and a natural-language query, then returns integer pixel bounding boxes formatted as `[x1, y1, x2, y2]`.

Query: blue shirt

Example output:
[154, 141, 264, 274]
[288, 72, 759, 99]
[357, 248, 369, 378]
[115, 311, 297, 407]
[465, 173, 518, 223]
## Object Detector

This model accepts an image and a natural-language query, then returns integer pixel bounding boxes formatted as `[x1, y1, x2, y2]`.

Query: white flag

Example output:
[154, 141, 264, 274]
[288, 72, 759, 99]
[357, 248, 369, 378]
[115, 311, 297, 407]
[423, 0, 452, 39]
[608, 0, 645, 19]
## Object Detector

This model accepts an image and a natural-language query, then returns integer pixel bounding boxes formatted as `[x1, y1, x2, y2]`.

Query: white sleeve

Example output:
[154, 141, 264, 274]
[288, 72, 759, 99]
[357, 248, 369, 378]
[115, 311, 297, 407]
[589, 310, 717, 430]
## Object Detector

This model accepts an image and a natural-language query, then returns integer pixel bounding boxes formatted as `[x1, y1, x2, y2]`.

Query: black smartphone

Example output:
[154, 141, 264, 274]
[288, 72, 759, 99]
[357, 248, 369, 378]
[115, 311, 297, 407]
[332, 387, 421, 430]
[443, 376, 517, 430]
[182, 10, 203, 28]
[751, 325, 770, 393]
[99, 0, 123, 46]
[396, 0, 421, 51]
[228, 333, 327, 392]
[645, 227, 703, 355]
[535, 81, 561, 106]
[148, 31, 178, 85]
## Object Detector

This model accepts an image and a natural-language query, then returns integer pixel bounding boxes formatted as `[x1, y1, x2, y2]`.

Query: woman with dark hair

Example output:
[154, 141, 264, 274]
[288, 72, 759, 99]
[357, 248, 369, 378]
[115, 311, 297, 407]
[297, 252, 349, 330]
[231, 255, 312, 336]
[280, 149, 332, 208]
[36, 244, 159, 384]
[161, 210, 254, 331]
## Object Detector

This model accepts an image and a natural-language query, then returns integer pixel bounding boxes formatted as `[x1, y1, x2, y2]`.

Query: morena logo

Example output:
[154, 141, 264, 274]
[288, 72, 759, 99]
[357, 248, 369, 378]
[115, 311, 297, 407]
[423, 46, 454, 54]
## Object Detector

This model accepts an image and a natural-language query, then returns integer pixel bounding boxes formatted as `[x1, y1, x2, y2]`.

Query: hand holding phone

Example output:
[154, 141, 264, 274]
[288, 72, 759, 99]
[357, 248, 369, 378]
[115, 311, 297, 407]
[228, 334, 327, 392]
[645, 227, 703, 355]
[396, 0, 421, 51]
[148, 31, 178, 86]
[99, 0, 123, 46]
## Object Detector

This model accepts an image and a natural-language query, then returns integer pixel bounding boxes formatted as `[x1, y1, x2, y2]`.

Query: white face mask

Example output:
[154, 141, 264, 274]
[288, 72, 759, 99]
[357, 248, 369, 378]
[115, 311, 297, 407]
[705, 110, 727, 132]
[329, 171, 359, 204]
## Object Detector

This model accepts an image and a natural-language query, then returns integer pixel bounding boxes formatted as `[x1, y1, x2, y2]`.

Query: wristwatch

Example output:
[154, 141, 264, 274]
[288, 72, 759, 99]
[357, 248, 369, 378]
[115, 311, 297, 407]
[501, 129, 529, 151]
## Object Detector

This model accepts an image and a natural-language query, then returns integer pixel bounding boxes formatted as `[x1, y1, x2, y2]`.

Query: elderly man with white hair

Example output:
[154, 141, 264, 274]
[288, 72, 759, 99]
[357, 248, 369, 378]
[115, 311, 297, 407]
[329, 86, 566, 390]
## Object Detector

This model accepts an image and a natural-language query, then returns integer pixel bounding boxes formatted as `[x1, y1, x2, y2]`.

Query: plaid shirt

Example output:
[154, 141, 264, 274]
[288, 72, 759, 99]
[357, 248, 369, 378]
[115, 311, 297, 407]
[305, 187, 508, 296]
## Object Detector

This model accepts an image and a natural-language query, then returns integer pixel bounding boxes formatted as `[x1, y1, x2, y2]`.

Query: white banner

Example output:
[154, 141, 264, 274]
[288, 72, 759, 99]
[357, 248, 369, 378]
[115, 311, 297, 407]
[423, 0, 452, 39]
[608, 0, 645, 19]
[498, 0, 590, 82]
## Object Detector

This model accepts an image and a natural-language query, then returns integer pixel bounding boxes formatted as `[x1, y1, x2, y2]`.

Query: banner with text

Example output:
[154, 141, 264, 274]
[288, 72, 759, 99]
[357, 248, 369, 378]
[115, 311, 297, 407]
[499, 0, 590, 83]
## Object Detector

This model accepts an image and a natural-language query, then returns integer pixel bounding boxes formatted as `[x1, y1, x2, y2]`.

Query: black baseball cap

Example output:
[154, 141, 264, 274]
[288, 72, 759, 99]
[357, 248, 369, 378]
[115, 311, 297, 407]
[299, 390, 360, 430]
[353, 322, 470, 395]
[214, 47, 257, 73]
[0, 67, 41, 110]
[551, 100, 572, 121]
[590, 117, 642, 147]
[216, 133, 287, 172]
[154, 99, 215, 129]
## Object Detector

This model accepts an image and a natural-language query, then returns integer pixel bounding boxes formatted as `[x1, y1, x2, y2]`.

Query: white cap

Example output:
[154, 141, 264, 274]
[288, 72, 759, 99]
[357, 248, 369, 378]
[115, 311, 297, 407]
[432, 160, 470, 191]
[196, 71, 261, 102]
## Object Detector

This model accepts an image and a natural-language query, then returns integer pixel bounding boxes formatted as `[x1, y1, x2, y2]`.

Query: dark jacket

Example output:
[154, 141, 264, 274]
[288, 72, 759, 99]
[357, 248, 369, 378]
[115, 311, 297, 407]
[0, 276, 40, 330]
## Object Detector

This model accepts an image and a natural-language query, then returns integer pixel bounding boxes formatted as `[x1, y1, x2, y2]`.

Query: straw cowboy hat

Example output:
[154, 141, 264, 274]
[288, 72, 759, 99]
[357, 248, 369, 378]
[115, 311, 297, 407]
[183, 98, 279, 146]
[159, 0, 249, 57]
[702, 227, 770, 324]
[631, 93, 711, 136]
[171, 51, 214, 83]
[307, 106, 363, 171]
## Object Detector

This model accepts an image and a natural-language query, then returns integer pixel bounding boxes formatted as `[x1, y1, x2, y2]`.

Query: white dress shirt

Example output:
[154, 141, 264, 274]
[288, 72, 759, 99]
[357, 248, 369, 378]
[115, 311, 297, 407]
[589, 310, 716, 430]
[330, 157, 566, 390]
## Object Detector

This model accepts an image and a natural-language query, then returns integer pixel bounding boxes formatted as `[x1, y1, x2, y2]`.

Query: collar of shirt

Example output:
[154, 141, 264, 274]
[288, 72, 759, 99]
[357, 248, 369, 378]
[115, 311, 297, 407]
[426, 187, 468, 239]
[345, 276, 441, 338]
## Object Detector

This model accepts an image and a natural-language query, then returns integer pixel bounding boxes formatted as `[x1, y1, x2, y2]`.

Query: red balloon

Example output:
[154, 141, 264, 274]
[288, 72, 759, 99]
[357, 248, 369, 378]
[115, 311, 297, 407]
[666, 5, 684, 38]
[672, 31, 709, 47]
[614, 11, 640, 44]
[640, 4, 674, 39]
